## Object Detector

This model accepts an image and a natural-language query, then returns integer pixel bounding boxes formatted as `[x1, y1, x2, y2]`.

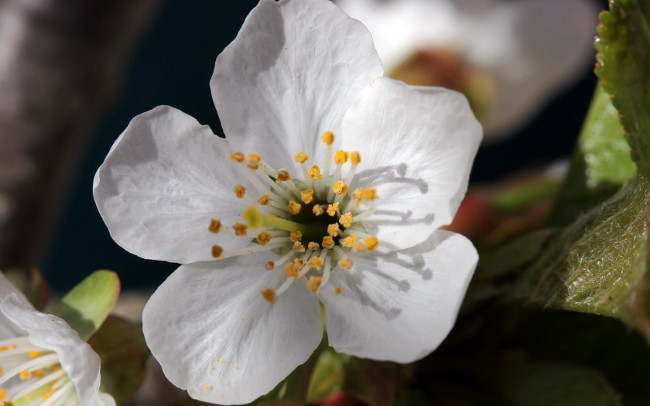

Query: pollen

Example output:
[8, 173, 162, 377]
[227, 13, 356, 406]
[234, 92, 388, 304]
[233, 184, 246, 198]
[326, 202, 339, 216]
[294, 152, 309, 163]
[308, 242, 320, 250]
[365, 236, 379, 251]
[288, 200, 302, 214]
[321, 131, 335, 146]
[19, 370, 32, 380]
[301, 189, 315, 204]
[338, 257, 354, 269]
[233, 223, 248, 236]
[289, 231, 303, 242]
[341, 234, 358, 248]
[265, 261, 275, 270]
[335, 287, 343, 295]
[285, 263, 299, 278]
[322, 236, 335, 249]
[209, 218, 222, 234]
[312, 205, 324, 216]
[352, 189, 363, 207]
[27, 351, 41, 358]
[362, 188, 377, 201]
[308, 165, 323, 180]
[332, 181, 349, 196]
[0, 345, 15, 352]
[261, 288, 276, 304]
[334, 150, 349, 164]
[307, 276, 323, 292]
[276, 169, 291, 182]
[212, 245, 224, 258]
[246, 153, 261, 170]
[327, 223, 340, 237]
[307, 257, 324, 270]
[256, 232, 272, 246]
[230, 152, 245, 162]
[258, 194, 271, 205]
[339, 212, 353, 228]
[293, 241, 306, 252]
[350, 151, 361, 165]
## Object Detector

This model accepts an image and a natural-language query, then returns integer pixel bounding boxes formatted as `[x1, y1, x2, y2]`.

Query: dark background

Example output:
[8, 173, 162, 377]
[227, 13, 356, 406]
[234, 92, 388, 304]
[45, 0, 606, 290]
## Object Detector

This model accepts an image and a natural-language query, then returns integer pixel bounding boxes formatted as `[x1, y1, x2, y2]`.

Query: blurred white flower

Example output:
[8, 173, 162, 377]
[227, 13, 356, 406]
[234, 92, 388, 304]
[336, 0, 600, 140]
[94, 0, 481, 403]
[0, 273, 114, 406]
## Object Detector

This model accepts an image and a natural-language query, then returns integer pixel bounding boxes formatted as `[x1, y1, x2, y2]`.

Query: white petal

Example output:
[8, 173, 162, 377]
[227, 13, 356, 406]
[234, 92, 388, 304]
[0, 272, 33, 339]
[341, 78, 481, 248]
[0, 293, 103, 405]
[321, 230, 477, 362]
[142, 258, 323, 404]
[211, 0, 383, 171]
[98, 393, 117, 406]
[94, 105, 250, 264]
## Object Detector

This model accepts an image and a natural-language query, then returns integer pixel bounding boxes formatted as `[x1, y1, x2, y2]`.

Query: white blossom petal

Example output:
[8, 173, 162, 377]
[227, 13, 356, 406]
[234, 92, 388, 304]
[341, 78, 481, 248]
[0, 272, 32, 339]
[94, 105, 250, 264]
[0, 293, 106, 406]
[142, 258, 323, 404]
[211, 0, 384, 171]
[321, 230, 477, 362]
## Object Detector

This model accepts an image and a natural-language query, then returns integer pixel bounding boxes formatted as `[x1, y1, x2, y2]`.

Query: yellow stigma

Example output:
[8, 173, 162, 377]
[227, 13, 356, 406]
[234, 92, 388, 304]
[322, 236, 335, 249]
[334, 150, 349, 164]
[307, 257, 324, 270]
[339, 212, 353, 228]
[308, 165, 323, 180]
[233, 184, 247, 199]
[312, 205, 324, 216]
[365, 236, 379, 251]
[332, 180, 348, 196]
[294, 152, 309, 163]
[261, 288, 276, 304]
[321, 131, 335, 146]
[338, 257, 353, 269]
[288, 200, 302, 215]
[230, 152, 245, 162]
[362, 188, 377, 201]
[233, 223, 248, 236]
[211, 245, 224, 258]
[285, 263, 299, 278]
[327, 223, 340, 237]
[208, 218, 222, 234]
[258, 194, 271, 205]
[289, 231, 303, 242]
[265, 261, 275, 270]
[308, 242, 320, 250]
[326, 202, 339, 216]
[256, 232, 272, 246]
[350, 152, 361, 165]
[307, 276, 323, 292]
[335, 287, 343, 295]
[301, 189, 315, 204]
[276, 169, 291, 182]
[341, 234, 358, 248]
[243, 206, 264, 230]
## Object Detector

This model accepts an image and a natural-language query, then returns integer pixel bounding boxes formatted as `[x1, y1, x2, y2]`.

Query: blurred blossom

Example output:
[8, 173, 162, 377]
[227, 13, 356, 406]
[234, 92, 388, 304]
[336, 0, 600, 141]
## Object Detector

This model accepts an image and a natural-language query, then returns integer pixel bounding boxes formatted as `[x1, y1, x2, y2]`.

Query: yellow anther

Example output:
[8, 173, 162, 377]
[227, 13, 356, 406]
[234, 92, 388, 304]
[307, 257, 324, 270]
[0, 367, 3, 375]
[27, 351, 41, 358]
[338, 257, 354, 269]
[321, 131, 335, 146]
[308, 165, 323, 180]
[212, 245, 224, 258]
[307, 276, 323, 292]
[288, 200, 302, 215]
[0, 345, 15, 352]
[334, 150, 349, 164]
[233, 223, 248, 236]
[301, 189, 315, 204]
[293, 241, 306, 252]
[0, 388, 5, 400]
[326, 202, 339, 216]
[335, 287, 343, 295]
[352, 189, 363, 207]
[350, 152, 361, 165]
[258, 194, 271, 205]
[233, 184, 246, 199]
[327, 223, 340, 237]
[205, 385, 213, 391]
[285, 263, 299, 278]
[256, 232, 272, 246]
[353, 241, 368, 253]
[243, 206, 264, 230]
[261, 288, 276, 304]
[246, 153, 261, 170]
[322, 236, 335, 249]
[294, 152, 309, 163]
[339, 212, 353, 228]
[341, 234, 358, 248]
[19, 370, 32, 380]
[230, 152, 245, 162]
[209, 218, 222, 234]
[365, 236, 379, 251]
[289, 231, 303, 242]
[332, 180, 349, 196]
[308, 242, 320, 250]
[265, 261, 275, 270]
[312, 205, 324, 216]
[276, 169, 291, 182]
[362, 188, 377, 201]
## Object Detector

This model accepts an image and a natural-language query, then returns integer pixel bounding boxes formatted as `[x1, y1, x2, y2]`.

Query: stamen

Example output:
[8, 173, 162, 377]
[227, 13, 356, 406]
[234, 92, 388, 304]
[294, 152, 309, 163]
[350, 152, 361, 165]
[230, 152, 245, 162]
[257, 194, 271, 205]
[312, 205, 325, 216]
[288, 200, 302, 215]
[353, 241, 368, 253]
[326, 202, 339, 216]
[321, 256, 333, 287]
[307, 276, 322, 292]
[334, 150, 348, 164]
[265, 261, 275, 270]
[289, 231, 303, 242]
[322, 236, 335, 249]
[209, 219, 222, 234]
[308, 166, 323, 180]
[307, 242, 320, 250]
[256, 232, 272, 246]
[285, 262, 300, 278]
[232, 223, 248, 236]
[335, 287, 343, 295]
[275, 169, 292, 182]
[307, 257, 324, 270]
[365, 236, 379, 251]
[293, 241, 306, 252]
[211, 245, 224, 258]
[339, 212, 353, 228]
[362, 188, 377, 201]
[233, 184, 247, 199]
[352, 189, 363, 208]
[300, 190, 314, 204]
[341, 234, 358, 248]
[246, 154, 261, 170]
[338, 257, 354, 269]
[321, 131, 335, 146]
[332, 181, 349, 196]
[327, 223, 340, 237]
[261, 288, 276, 304]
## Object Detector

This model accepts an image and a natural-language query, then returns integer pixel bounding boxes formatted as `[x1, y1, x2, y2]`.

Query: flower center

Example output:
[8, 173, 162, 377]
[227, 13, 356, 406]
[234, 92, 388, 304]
[0, 336, 79, 406]
[208, 131, 381, 303]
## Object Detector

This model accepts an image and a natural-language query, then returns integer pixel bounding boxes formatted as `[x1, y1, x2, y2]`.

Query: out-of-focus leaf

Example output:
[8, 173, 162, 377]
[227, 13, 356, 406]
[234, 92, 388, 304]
[343, 359, 413, 406]
[89, 315, 149, 404]
[52, 270, 120, 341]
[307, 349, 348, 403]
[3, 268, 48, 310]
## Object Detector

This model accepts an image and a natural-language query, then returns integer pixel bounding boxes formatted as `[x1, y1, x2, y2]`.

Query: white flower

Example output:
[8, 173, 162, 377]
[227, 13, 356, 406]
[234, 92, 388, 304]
[336, 0, 599, 140]
[0, 273, 115, 406]
[93, 0, 481, 404]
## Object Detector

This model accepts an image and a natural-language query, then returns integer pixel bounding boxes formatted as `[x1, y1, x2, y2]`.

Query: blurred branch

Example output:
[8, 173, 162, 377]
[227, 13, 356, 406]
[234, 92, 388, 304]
[0, 0, 160, 267]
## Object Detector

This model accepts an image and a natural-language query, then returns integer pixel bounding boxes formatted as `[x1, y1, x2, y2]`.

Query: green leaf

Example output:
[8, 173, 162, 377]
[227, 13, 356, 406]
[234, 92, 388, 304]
[596, 0, 650, 174]
[307, 349, 348, 403]
[52, 270, 120, 341]
[88, 316, 149, 404]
